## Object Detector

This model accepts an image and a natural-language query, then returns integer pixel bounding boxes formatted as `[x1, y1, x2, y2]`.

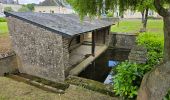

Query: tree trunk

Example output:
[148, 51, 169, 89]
[137, 62, 170, 100]
[163, 17, 170, 62]
[137, 0, 170, 99]
[137, 16, 170, 100]
[141, 11, 145, 23]
[142, 8, 149, 31]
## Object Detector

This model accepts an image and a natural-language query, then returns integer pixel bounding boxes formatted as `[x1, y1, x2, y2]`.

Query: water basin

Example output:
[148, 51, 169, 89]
[78, 48, 130, 83]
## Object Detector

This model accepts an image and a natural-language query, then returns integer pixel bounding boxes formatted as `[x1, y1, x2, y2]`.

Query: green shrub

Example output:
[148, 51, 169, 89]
[113, 61, 146, 99]
[113, 32, 164, 99]
[18, 6, 30, 12]
[4, 7, 14, 12]
[0, 17, 7, 22]
[106, 11, 114, 17]
[136, 32, 164, 66]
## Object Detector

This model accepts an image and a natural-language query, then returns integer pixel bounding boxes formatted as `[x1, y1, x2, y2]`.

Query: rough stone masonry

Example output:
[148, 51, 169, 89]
[7, 17, 65, 82]
[5, 12, 115, 83]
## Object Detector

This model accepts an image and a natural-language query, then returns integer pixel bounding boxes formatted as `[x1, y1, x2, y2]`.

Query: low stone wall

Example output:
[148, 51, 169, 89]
[0, 51, 18, 76]
[110, 33, 137, 49]
[66, 76, 115, 97]
[128, 46, 147, 64]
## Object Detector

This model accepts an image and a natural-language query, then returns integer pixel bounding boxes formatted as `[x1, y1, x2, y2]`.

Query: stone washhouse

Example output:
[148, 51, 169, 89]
[5, 12, 116, 82]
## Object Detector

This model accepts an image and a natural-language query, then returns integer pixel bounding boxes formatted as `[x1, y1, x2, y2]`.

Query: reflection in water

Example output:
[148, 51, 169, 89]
[78, 48, 130, 83]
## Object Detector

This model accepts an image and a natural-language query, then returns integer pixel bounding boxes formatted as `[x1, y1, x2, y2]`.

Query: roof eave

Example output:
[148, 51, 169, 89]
[4, 11, 72, 38]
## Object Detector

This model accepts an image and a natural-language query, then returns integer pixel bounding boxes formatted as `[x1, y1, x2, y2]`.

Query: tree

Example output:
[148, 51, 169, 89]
[18, 5, 30, 12]
[26, 4, 35, 11]
[18, 4, 35, 12]
[137, 0, 155, 32]
[4, 7, 14, 12]
[67, 0, 170, 99]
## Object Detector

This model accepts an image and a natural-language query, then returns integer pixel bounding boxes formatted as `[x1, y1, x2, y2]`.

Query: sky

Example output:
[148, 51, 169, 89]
[17, 0, 45, 4]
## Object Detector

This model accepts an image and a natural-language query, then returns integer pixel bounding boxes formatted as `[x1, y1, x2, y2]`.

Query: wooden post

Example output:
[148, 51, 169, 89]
[92, 31, 96, 56]
[103, 29, 106, 44]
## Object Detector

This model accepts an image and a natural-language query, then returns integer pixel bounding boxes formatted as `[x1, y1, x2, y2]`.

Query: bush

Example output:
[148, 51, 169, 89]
[107, 11, 114, 17]
[18, 6, 30, 12]
[113, 61, 146, 99]
[4, 7, 14, 12]
[113, 32, 164, 99]
[0, 17, 7, 22]
[136, 32, 164, 67]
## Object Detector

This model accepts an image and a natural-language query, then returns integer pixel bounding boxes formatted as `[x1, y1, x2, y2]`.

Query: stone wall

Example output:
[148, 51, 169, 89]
[128, 46, 147, 64]
[7, 17, 65, 82]
[62, 37, 70, 76]
[110, 33, 137, 49]
[0, 51, 18, 76]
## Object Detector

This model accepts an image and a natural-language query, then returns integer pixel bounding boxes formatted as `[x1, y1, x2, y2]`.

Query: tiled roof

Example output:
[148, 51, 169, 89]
[5, 12, 116, 37]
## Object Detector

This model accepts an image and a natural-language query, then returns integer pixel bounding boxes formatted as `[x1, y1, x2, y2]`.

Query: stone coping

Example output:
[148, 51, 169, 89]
[111, 32, 138, 36]
[66, 76, 115, 97]
[0, 51, 15, 59]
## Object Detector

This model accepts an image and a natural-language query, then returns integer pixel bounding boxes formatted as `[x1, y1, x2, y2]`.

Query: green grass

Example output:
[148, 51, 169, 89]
[0, 22, 9, 37]
[111, 19, 163, 34]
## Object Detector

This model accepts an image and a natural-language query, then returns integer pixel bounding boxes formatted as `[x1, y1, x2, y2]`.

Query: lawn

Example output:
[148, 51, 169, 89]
[111, 19, 163, 34]
[0, 22, 9, 37]
[0, 22, 11, 53]
[0, 20, 164, 35]
[0, 77, 115, 100]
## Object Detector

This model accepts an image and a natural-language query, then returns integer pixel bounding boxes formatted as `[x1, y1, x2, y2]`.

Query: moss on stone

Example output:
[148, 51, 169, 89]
[18, 73, 69, 90]
[65, 76, 115, 97]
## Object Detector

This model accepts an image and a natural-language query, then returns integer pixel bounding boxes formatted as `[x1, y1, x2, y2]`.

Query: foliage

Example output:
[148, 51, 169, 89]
[0, 18, 7, 22]
[106, 10, 114, 17]
[18, 5, 30, 12]
[4, 7, 14, 12]
[113, 32, 164, 99]
[67, 0, 170, 19]
[137, 32, 164, 67]
[136, 0, 155, 12]
[25, 4, 35, 11]
[66, 0, 170, 99]
[113, 61, 144, 99]
[18, 4, 35, 12]
[164, 90, 170, 100]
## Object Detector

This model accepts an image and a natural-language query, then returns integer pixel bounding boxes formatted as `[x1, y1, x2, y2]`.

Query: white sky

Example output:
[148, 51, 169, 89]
[16, 0, 45, 4]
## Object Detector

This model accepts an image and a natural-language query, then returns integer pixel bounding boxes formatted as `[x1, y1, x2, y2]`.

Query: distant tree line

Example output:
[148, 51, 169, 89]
[4, 3, 35, 12]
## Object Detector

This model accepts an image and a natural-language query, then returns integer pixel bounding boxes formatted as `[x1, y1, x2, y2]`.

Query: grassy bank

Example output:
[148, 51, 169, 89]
[0, 22, 11, 53]
[0, 77, 116, 100]
[0, 22, 9, 37]
[111, 19, 163, 34]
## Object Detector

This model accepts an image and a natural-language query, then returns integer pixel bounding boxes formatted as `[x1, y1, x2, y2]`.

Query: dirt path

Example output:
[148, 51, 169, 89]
[0, 77, 118, 100]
